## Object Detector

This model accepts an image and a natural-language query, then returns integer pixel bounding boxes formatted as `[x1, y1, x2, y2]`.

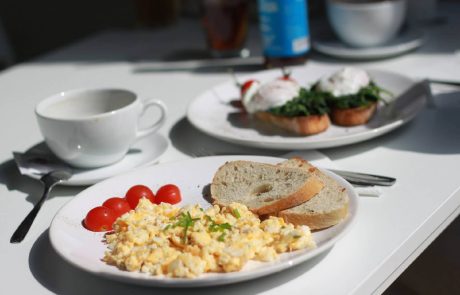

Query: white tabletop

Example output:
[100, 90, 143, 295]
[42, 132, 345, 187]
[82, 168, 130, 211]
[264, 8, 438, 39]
[2, 3, 460, 295]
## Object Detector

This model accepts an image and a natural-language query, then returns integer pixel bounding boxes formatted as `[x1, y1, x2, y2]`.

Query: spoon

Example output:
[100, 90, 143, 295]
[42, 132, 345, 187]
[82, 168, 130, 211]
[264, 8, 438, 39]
[10, 170, 72, 243]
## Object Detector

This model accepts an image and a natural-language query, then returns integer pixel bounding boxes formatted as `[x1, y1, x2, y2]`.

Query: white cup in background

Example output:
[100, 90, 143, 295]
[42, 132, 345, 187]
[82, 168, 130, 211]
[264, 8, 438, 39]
[35, 88, 167, 168]
[327, 0, 408, 48]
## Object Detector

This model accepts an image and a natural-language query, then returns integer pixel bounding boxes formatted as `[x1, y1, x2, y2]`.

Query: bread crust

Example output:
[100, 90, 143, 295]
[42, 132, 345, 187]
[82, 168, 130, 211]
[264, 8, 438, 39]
[276, 157, 349, 230]
[330, 102, 377, 126]
[278, 201, 349, 230]
[255, 112, 330, 135]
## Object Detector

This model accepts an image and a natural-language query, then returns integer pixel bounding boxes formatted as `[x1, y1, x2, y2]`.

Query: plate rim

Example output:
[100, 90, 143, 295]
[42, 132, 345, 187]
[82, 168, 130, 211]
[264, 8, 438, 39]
[49, 155, 359, 287]
[186, 68, 423, 150]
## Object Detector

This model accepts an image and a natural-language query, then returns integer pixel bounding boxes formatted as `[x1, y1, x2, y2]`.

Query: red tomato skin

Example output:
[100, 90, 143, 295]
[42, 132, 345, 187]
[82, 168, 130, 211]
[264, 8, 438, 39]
[84, 206, 117, 232]
[103, 197, 131, 217]
[125, 185, 155, 209]
[241, 80, 257, 96]
[155, 184, 182, 204]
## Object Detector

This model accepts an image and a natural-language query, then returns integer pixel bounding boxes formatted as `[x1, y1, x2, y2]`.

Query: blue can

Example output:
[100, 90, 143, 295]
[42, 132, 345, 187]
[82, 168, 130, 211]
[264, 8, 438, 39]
[258, 0, 310, 58]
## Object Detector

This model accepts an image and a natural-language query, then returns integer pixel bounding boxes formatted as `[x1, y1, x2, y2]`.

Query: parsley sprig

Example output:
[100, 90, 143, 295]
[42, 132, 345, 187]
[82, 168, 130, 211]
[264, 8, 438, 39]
[205, 215, 232, 242]
[232, 209, 241, 219]
[173, 212, 200, 244]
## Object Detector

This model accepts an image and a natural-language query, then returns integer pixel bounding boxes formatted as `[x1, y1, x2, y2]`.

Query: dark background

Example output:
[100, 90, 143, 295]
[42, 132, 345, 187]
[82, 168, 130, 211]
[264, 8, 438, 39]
[0, 0, 329, 65]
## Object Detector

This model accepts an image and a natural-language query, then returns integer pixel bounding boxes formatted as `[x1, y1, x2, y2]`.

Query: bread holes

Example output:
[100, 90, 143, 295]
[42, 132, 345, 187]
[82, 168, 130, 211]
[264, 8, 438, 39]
[251, 183, 273, 198]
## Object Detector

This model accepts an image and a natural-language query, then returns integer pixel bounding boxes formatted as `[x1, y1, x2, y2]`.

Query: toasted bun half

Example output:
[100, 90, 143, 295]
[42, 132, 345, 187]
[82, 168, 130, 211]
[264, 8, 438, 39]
[330, 102, 377, 126]
[255, 112, 330, 135]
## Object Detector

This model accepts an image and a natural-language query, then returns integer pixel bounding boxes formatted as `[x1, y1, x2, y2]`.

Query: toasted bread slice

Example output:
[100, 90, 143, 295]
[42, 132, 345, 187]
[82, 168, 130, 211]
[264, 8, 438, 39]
[255, 112, 330, 135]
[331, 102, 377, 126]
[276, 158, 349, 230]
[210, 160, 324, 215]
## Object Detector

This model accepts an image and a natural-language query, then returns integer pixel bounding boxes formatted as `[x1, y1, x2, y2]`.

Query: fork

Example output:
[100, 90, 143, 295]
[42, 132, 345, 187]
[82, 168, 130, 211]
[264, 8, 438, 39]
[190, 150, 396, 187]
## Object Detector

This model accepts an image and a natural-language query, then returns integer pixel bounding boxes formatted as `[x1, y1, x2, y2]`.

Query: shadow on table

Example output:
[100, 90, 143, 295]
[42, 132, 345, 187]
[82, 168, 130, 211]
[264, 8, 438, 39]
[0, 156, 82, 206]
[321, 92, 460, 161]
[29, 229, 330, 295]
[169, 117, 284, 158]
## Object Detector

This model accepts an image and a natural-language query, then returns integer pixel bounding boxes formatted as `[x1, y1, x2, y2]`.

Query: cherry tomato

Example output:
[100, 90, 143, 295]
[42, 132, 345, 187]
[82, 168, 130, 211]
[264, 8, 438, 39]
[103, 197, 131, 217]
[125, 185, 155, 209]
[241, 79, 257, 96]
[84, 206, 117, 232]
[155, 184, 182, 204]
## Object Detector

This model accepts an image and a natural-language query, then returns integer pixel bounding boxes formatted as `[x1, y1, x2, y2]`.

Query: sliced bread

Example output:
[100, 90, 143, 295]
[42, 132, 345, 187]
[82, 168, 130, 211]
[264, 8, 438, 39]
[276, 158, 349, 230]
[255, 112, 330, 135]
[210, 160, 324, 215]
[330, 102, 377, 126]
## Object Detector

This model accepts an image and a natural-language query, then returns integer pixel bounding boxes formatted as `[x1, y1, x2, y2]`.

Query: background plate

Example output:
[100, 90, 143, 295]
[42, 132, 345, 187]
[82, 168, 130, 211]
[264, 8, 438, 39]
[49, 156, 358, 287]
[313, 29, 423, 60]
[187, 67, 425, 150]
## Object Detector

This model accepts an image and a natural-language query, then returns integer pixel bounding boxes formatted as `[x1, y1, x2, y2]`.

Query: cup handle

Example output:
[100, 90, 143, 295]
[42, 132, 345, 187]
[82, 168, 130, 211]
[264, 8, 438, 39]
[135, 99, 167, 139]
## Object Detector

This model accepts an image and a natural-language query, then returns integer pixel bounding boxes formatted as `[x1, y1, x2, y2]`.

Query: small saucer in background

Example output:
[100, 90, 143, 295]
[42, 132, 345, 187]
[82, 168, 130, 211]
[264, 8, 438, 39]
[22, 133, 169, 186]
[313, 29, 424, 60]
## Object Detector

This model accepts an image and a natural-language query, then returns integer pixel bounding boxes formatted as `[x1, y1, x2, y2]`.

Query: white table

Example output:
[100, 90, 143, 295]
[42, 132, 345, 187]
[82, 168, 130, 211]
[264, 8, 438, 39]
[2, 4, 460, 294]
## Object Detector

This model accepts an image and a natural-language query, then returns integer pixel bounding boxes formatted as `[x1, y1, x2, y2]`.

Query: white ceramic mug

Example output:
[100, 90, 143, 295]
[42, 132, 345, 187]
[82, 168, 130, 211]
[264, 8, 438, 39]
[327, 0, 407, 48]
[35, 88, 167, 168]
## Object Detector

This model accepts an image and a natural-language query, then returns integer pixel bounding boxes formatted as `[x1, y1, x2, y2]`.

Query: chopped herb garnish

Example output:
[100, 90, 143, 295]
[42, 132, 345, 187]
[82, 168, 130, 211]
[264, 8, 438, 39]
[217, 232, 226, 242]
[269, 87, 329, 117]
[209, 222, 231, 232]
[163, 224, 171, 231]
[232, 209, 241, 219]
[206, 217, 232, 241]
[173, 212, 200, 243]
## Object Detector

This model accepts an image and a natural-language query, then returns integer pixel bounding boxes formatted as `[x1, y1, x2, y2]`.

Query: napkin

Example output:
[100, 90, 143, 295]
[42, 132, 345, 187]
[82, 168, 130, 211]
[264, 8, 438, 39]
[281, 150, 383, 197]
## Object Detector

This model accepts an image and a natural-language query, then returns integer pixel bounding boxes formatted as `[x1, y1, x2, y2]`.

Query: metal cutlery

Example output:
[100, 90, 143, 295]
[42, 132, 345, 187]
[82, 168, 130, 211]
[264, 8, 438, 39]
[10, 151, 73, 243]
[190, 151, 395, 187]
[428, 79, 460, 88]
[10, 169, 72, 243]
[328, 169, 395, 186]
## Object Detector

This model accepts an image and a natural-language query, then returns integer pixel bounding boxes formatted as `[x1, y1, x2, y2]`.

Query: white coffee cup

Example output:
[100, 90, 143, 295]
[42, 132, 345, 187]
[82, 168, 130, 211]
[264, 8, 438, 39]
[35, 88, 167, 168]
[327, 0, 407, 48]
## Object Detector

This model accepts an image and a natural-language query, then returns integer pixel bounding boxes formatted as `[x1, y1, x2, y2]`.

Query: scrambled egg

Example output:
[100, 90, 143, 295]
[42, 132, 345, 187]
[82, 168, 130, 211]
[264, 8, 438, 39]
[104, 199, 316, 278]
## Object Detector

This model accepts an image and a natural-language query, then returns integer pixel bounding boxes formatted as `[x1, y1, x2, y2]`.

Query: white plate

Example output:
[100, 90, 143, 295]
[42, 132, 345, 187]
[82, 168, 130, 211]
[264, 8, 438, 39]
[313, 29, 423, 60]
[187, 67, 425, 150]
[26, 133, 168, 186]
[49, 156, 358, 287]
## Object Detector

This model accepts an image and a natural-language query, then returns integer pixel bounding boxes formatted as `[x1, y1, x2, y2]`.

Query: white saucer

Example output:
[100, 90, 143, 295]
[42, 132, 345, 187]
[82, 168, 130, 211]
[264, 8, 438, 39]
[313, 29, 423, 60]
[25, 133, 169, 186]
